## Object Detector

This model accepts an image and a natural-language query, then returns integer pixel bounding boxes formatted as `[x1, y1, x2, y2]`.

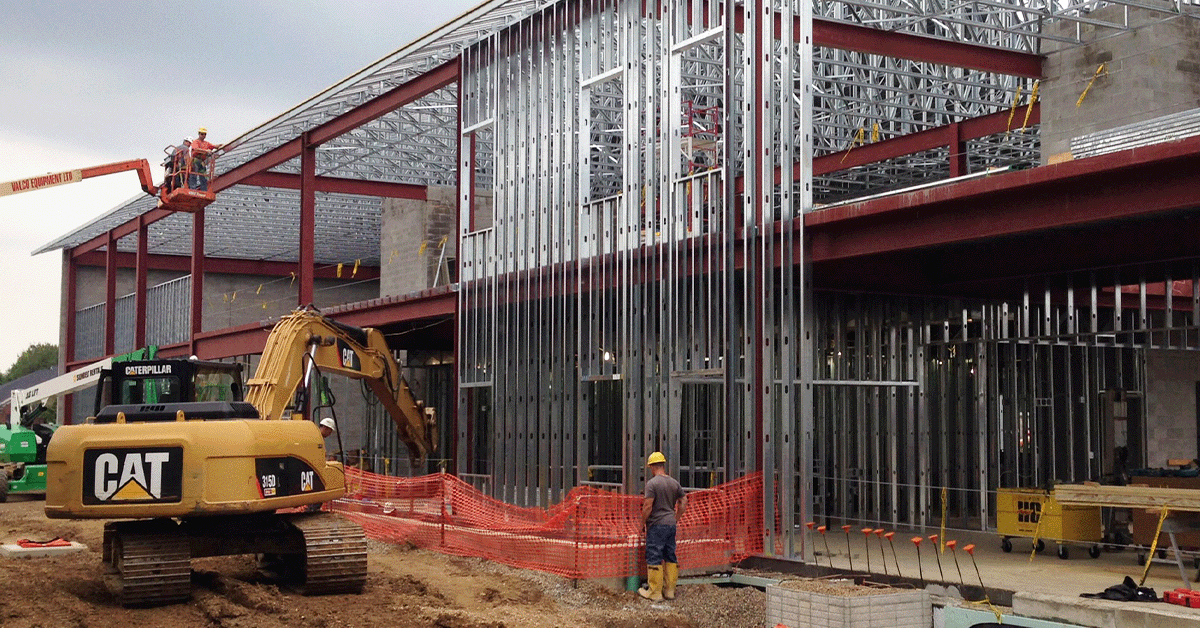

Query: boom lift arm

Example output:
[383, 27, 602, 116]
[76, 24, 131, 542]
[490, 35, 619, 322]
[244, 309, 437, 467]
[0, 153, 216, 213]
[9, 357, 113, 429]
[0, 160, 158, 198]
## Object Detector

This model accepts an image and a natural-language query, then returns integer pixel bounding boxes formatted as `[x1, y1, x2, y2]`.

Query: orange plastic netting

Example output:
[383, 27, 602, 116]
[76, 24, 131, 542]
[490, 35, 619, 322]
[331, 469, 764, 579]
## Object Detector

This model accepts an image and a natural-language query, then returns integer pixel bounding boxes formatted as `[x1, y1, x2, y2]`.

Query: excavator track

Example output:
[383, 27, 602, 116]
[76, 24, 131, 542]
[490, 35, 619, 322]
[287, 512, 367, 595]
[108, 519, 192, 606]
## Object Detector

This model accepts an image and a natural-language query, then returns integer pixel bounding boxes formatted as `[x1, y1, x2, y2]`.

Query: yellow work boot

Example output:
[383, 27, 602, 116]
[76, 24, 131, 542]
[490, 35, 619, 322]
[638, 564, 664, 601]
[663, 562, 679, 600]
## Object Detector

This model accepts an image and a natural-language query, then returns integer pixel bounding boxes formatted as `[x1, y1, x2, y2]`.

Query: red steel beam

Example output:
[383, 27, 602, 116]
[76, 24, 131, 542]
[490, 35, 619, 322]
[738, 106, 1039, 195]
[214, 59, 459, 192]
[238, 171, 427, 199]
[299, 137, 316, 306]
[811, 18, 1043, 78]
[806, 135, 1200, 261]
[72, 208, 173, 259]
[135, 216, 149, 348]
[727, 12, 1043, 77]
[73, 250, 380, 280]
[104, 231, 117, 356]
[190, 210, 205, 354]
[64, 252, 77, 364]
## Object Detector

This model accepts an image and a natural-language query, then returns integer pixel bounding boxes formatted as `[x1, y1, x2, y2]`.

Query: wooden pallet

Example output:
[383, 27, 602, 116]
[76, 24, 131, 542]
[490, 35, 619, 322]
[1053, 482, 1200, 512]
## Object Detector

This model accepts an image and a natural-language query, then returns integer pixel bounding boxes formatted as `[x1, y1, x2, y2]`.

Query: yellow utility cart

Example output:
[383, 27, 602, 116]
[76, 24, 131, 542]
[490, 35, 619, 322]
[996, 488, 1103, 559]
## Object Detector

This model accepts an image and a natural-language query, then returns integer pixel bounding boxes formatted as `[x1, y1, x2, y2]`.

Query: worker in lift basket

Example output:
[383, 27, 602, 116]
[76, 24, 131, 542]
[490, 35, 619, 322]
[189, 127, 223, 191]
[638, 451, 687, 602]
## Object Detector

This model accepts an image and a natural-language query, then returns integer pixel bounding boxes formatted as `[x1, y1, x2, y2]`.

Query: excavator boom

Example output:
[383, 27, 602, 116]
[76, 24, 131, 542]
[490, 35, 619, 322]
[244, 309, 437, 466]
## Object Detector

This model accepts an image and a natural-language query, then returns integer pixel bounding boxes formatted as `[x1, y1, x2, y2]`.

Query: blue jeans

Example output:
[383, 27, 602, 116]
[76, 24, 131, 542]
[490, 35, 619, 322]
[646, 524, 677, 566]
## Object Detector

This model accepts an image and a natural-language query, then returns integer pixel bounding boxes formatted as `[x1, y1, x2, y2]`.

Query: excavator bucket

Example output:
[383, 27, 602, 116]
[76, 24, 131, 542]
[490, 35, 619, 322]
[159, 187, 215, 213]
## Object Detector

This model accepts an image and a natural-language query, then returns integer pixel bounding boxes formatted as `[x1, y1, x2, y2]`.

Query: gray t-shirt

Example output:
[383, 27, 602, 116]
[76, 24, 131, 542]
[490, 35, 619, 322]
[644, 474, 686, 527]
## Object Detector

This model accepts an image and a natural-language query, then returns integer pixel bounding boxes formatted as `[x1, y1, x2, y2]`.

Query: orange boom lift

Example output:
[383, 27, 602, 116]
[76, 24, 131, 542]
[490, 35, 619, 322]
[0, 153, 215, 213]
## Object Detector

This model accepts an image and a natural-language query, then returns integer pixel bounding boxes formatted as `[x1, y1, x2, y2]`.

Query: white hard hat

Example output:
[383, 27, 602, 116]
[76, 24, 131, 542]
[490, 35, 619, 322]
[319, 417, 336, 431]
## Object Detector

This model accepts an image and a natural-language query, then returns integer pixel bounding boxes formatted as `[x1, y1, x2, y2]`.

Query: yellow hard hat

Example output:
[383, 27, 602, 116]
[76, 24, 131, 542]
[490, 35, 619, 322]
[646, 451, 666, 466]
[198, 127, 208, 134]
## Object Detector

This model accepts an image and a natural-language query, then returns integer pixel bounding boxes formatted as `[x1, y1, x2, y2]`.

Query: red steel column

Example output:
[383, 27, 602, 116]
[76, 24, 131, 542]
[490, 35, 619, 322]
[190, 209, 205, 355]
[299, 132, 316, 306]
[104, 231, 117, 356]
[949, 121, 968, 178]
[64, 251, 78, 424]
[135, 215, 149, 349]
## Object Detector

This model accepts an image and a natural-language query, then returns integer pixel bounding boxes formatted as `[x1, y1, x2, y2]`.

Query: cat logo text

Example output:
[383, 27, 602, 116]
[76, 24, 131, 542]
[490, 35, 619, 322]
[83, 447, 184, 504]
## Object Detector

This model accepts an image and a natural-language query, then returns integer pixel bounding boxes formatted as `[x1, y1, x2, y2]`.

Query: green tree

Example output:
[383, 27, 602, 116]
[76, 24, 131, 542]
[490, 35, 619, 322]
[2, 343, 58, 385]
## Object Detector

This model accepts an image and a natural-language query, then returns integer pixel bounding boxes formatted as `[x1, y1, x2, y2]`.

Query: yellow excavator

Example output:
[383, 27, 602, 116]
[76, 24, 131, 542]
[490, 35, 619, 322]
[44, 308, 437, 606]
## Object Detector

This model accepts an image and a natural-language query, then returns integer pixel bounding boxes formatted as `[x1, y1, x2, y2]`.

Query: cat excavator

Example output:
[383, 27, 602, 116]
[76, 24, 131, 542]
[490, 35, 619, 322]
[44, 308, 437, 606]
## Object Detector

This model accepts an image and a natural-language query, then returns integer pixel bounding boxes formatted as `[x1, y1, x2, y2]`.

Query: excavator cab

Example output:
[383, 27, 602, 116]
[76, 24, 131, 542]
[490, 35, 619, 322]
[158, 142, 216, 213]
[93, 359, 244, 412]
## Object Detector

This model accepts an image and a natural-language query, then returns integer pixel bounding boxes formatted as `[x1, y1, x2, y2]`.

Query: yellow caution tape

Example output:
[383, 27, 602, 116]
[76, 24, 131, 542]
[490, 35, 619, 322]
[1139, 507, 1170, 586]
[1006, 85, 1023, 134]
[1077, 64, 1107, 108]
[871, 123, 880, 143]
[418, 241, 428, 255]
[256, 283, 262, 294]
[1021, 80, 1040, 131]
[289, 272, 296, 285]
[230, 291, 236, 303]
[352, 259, 360, 277]
[336, 263, 343, 278]
[439, 234, 449, 247]
[840, 127, 866, 163]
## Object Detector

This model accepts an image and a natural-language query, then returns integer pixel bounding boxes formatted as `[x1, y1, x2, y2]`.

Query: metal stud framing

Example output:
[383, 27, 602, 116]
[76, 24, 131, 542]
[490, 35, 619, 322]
[45, 0, 1200, 560]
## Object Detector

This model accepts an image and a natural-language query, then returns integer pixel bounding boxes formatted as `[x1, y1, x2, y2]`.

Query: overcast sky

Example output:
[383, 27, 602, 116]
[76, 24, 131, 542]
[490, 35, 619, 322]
[0, 0, 480, 373]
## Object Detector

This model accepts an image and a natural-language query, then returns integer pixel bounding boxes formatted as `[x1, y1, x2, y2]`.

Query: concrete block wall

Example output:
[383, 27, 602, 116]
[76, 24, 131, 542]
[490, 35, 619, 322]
[69, 267, 378, 337]
[1145, 349, 1200, 466]
[380, 186, 493, 297]
[1040, 3, 1200, 160]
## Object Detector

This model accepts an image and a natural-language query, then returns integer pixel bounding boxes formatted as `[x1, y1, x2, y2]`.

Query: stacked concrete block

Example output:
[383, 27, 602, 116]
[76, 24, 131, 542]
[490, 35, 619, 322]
[766, 581, 931, 628]
[1040, 1, 1200, 161]
[1144, 349, 1200, 465]
[380, 186, 494, 297]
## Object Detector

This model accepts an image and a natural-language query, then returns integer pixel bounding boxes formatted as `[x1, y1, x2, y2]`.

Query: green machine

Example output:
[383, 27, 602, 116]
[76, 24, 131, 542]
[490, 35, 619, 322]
[0, 347, 168, 501]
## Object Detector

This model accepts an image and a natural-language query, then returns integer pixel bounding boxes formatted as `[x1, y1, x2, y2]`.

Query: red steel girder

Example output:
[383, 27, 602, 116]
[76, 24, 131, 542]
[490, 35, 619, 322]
[735, 106, 1038, 195]
[214, 59, 459, 193]
[238, 171, 427, 199]
[807, 135, 1200, 261]
[728, 11, 1043, 77]
[73, 250, 380, 280]
[811, 18, 1043, 78]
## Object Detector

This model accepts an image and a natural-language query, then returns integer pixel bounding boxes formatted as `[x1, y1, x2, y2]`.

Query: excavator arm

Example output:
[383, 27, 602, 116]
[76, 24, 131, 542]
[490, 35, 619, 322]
[244, 309, 437, 466]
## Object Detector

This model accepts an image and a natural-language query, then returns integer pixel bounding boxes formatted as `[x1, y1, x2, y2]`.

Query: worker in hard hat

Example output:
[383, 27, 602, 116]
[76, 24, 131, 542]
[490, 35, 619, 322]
[189, 127, 223, 191]
[638, 451, 687, 602]
[318, 417, 337, 438]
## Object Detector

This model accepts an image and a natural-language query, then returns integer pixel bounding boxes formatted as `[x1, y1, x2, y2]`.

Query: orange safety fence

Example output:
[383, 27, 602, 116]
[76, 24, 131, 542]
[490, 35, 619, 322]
[331, 469, 764, 579]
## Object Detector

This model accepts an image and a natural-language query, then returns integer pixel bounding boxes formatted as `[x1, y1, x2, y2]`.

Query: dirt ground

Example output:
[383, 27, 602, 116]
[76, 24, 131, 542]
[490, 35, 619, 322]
[0, 496, 764, 628]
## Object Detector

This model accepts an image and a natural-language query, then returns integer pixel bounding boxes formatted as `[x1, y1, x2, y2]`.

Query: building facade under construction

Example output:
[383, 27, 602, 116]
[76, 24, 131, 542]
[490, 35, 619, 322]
[38, 0, 1200, 560]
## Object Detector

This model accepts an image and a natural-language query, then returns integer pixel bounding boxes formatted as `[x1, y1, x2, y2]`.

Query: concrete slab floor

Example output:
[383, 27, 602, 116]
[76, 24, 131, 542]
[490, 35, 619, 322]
[802, 526, 1193, 600]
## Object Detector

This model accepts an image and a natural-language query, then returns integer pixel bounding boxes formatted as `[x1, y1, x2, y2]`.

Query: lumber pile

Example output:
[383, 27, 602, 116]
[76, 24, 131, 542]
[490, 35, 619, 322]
[1053, 483, 1200, 512]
